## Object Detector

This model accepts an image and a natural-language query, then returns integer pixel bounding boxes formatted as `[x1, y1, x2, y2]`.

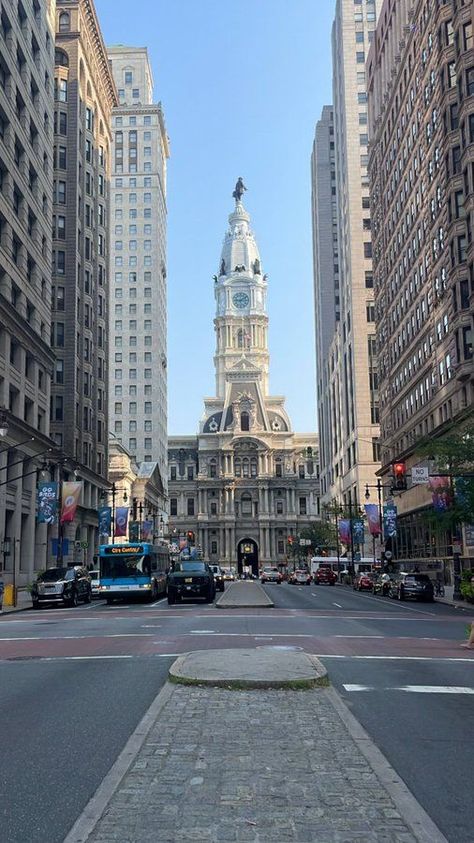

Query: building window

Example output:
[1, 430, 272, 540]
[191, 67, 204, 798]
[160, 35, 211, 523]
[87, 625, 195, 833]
[241, 411, 250, 431]
[170, 466, 177, 480]
[187, 465, 194, 480]
[187, 498, 195, 516]
[170, 498, 177, 516]
[299, 497, 307, 515]
[124, 71, 133, 85]
[241, 493, 252, 515]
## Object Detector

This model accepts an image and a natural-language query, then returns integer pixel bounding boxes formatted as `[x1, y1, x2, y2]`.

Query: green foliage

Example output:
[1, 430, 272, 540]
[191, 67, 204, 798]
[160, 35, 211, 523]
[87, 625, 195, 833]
[460, 570, 474, 602]
[297, 522, 337, 555]
[416, 418, 474, 529]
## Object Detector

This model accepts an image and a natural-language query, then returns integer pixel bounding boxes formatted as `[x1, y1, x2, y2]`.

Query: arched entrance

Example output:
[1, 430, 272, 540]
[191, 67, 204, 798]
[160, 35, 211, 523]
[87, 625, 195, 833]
[237, 538, 259, 577]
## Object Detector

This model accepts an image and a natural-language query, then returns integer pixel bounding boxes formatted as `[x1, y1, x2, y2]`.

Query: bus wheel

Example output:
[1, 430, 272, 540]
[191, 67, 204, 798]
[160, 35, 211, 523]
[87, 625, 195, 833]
[106, 596, 113, 605]
[167, 592, 175, 605]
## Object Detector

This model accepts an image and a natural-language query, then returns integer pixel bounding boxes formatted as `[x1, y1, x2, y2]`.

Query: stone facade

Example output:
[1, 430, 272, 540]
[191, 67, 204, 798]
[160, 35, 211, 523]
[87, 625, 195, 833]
[108, 47, 169, 479]
[367, 0, 474, 570]
[168, 190, 319, 574]
[0, 0, 57, 596]
[51, 0, 117, 564]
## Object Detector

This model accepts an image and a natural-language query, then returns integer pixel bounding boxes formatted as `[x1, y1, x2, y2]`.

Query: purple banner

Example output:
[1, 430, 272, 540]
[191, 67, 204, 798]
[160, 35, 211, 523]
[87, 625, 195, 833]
[364, 503, 381, 537]
[338, 519, 351, 545]
[428, 477, 452, 512]
[115, 507, 129, 537]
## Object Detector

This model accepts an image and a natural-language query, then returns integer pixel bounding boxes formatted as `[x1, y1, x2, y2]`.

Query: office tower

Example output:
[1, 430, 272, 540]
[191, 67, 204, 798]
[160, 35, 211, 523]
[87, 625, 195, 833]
[368, 0, 474, 569]
[311, 105, 341, 507]
[52, 0, 117, 561]
[108, 46, 169, 484]
[0, 0, 56, 593]
[313, 0, 381, 514]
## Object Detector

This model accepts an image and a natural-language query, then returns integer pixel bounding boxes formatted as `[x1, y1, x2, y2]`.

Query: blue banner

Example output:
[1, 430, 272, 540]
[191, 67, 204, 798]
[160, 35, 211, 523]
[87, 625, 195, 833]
[37, 481, 58, 524]
[352, 518, 365, 544]
[98, 506, 111, 536]
[383, 504, 397, 539]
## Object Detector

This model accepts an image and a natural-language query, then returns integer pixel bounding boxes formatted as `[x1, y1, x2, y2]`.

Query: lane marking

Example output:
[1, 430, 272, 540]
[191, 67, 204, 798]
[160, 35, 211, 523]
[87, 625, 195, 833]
[333, 603, 342, 608]
[318, 654, 474, 662]
[150, 598, 167, 607]
[189, 630, 215, 634]
[0, 633, 155, 642]
[350, 592, 437, 616]
[334, 635, 385, 639]
[343, 684, 474, 695]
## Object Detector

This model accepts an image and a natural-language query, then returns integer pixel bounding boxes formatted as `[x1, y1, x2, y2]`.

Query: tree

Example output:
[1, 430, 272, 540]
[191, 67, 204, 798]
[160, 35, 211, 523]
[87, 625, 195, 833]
[416, 417, 474, 532]
[298, 522, 337, 555]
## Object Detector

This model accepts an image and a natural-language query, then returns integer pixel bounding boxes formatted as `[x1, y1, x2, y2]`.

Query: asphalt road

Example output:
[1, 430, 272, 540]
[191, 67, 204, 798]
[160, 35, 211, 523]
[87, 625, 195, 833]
[0, 585, 473, 843]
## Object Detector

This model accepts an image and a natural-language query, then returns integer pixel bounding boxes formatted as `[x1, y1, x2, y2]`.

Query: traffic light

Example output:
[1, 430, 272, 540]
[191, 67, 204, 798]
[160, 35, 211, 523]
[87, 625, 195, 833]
[287, 536, 294, 546]
[392, 461, 407, 491]
[187, 530, 195, 543]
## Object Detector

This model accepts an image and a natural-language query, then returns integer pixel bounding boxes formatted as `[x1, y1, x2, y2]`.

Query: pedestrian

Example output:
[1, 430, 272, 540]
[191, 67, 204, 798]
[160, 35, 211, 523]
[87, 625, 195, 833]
[461, 620, 474, 649]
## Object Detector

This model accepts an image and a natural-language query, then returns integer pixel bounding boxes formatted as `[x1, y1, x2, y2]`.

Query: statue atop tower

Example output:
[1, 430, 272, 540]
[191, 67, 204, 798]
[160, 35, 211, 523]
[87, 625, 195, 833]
[232, 177, 247, 202]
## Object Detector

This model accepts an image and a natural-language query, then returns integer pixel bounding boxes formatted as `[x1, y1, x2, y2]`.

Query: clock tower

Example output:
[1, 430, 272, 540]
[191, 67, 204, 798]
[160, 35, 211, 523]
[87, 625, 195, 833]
[213, 189, 269, 397]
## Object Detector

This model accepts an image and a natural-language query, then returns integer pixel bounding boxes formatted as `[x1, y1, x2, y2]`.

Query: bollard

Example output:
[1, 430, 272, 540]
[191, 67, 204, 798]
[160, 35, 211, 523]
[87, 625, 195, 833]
[0, 579, 3, 612]
[3, 583, 15, 607]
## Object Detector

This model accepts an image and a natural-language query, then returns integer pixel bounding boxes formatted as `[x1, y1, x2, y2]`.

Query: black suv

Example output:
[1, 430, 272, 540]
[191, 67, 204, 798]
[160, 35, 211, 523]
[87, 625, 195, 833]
[167, 561, 216, 605]
[31, 566, 92, 608]
[389, 573, 434, 602]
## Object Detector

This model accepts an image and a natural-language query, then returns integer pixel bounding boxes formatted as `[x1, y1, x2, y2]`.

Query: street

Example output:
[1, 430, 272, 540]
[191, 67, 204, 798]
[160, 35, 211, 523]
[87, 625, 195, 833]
[0, 585, 473, 843]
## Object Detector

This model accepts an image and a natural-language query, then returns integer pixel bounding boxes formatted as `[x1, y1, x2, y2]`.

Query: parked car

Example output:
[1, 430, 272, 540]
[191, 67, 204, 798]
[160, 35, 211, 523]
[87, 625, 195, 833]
[314, 566, 337, 586]
[209, 564, 225, 592]
[289, 569, 312, 585]
[167, 560, 216, 605]
[372, 573, 392, 597]
[31, 566, 92, 609]
[260, 567, 282, 584]
[353, 572, 375, 591]
[389, 572, 434, 602]
[89, 570, 101, 598]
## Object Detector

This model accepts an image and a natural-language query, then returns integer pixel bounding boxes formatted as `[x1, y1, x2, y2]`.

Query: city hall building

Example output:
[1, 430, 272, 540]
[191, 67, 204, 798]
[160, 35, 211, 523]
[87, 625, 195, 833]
[168, 185, 319, 575]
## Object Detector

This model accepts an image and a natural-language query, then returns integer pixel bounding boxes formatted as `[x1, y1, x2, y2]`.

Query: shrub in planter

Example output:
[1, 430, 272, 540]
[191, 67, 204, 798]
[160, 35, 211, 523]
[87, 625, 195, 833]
[460, 571, 474, 603]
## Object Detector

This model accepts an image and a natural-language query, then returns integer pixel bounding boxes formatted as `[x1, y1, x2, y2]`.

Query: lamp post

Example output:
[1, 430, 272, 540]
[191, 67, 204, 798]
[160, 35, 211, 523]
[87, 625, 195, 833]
[365, 479, 384, 567]
[109, 484, 128, 543]
[322, 501, 344, 577]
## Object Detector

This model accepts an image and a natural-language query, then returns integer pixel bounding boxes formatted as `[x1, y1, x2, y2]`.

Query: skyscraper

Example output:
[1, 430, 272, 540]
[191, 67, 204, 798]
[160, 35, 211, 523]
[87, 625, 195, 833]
[0, 0, 56, 594]
[367, 0, 474, 573]
[313, 0, 380, 513]
[52, 0, 117, 562]
[168, 184, 319, 573]
[108, 46, 169, 483]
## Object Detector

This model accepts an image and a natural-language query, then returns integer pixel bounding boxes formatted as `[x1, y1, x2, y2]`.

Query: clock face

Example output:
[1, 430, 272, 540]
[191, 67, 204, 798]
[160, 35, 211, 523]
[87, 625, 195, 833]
[232, 291, 250, 309]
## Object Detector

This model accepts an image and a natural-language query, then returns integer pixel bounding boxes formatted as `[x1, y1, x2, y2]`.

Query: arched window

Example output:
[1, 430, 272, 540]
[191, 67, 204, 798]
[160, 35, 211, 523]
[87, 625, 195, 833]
[55, 48, 69, 67]
[58, 11, 70, 31]
[241, 493, 252, 515]
[242, 458, 249, 477]
[250, 458, 258, 477]
[241, 411, 249, 431]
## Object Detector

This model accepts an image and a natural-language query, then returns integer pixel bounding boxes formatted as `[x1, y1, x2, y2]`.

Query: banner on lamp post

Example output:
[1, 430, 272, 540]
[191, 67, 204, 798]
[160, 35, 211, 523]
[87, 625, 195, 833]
[141, 520, 153, 541]
[60, 482, 83, 523]
[428, 477, 452, 511]
[98, 506, 111, 537]
[352, 518, 365, 545]
[115, 507, 129, 538]
[383, 503, 397, 539]
[37, 481, 58, 524]
[338, 519, 351, 545]
[364, 503, 381, 536]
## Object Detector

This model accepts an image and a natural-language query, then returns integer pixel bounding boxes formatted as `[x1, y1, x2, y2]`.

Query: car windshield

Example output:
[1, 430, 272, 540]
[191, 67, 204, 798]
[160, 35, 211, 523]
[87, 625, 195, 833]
[175, 562, 207, 572]
[264, 567, 278, 573]
[405, 574, 430, 582]
[38, 568, 71, 582]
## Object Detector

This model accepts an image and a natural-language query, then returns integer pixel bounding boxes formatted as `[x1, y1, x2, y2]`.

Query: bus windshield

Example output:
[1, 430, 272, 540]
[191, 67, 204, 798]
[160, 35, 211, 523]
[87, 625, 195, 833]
[101, 554, 151, 579]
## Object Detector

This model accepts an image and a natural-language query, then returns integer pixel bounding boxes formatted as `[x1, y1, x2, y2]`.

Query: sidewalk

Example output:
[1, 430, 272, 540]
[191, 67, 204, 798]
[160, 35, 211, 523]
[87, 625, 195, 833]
[216, 580, 274, 609]
[65, 649, 447, 843]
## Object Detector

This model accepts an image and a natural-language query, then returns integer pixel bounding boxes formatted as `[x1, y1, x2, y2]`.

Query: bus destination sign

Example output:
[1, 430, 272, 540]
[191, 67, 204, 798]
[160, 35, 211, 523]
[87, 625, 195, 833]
[104, 545, 144, 554]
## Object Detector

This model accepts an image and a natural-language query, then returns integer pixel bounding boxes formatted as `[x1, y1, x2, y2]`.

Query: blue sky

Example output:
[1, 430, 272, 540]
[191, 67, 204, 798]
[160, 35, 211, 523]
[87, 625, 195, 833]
[95, 0, 335, 434]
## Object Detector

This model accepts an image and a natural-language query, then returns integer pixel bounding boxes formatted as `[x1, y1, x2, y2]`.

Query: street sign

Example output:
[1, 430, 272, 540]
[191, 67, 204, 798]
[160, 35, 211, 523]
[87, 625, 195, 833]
[412, 465, 429, 485]
[452, 542, 462, 555]
[81, 541, 89, 549]
[384, 551, 393, 560]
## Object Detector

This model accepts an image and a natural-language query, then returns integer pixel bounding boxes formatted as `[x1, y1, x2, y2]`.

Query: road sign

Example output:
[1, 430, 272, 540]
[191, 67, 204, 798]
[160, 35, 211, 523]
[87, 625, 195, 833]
[384, 551, 393, 560]
[452, 542, 462, 555]
[412, 465, 429, 485]
[80, 541, 89, 549]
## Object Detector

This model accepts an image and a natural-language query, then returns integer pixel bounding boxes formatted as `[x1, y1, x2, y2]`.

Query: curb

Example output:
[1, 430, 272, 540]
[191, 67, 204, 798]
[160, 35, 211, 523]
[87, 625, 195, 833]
[215, 600, 274, 609]
[327, 687, 448, 843]
[63, 682, 175, 843]
[168, 651, 328, 690]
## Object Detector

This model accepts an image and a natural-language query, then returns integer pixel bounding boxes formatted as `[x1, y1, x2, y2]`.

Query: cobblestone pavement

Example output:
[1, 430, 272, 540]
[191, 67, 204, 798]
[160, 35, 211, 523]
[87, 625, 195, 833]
[85, 682, 438, 843]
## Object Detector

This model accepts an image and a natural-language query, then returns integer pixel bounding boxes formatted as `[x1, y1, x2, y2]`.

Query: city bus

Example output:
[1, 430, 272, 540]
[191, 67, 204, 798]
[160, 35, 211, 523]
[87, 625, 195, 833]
[99, 542, 169, 604]
[310, 556, 375, 577]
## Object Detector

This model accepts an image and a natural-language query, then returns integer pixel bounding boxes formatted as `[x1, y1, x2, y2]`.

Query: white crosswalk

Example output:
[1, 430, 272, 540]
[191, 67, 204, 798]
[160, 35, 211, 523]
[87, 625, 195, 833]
[343, 683, 474, 694]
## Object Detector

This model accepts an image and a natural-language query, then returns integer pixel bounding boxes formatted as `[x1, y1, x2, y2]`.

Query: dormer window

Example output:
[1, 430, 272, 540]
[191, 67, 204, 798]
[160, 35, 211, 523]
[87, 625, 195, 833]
[240, 411, 249, 431]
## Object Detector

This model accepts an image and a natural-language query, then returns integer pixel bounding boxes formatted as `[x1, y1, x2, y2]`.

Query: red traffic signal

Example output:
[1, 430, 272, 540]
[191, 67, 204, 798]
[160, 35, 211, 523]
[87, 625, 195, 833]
[187, 530, 195, 542]
[287, 536, 294, 545]
[392, 462, 407, 491]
